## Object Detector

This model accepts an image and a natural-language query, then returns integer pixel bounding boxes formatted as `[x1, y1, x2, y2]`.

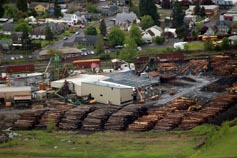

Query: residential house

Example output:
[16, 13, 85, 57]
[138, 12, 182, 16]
[213, 0, 237, 7]
[12, 32, 23, 47]
[2, 23, 14, 35]
[99, 5, 119, 16]
[223, 8, 237, 21]
[31, 26, 46, 40]
[29, 2, 50, 13]
[62, 14, 81, 26]
[0, 40, 12, 51]
[142, 25, 163, 43]
[164, 28, 177, 38]
[216, 20, 232, 35]
[113, 12, 139, 30]
[75, 35, 98, 46]
[204, 27, 216, 36]
[186, 5, 219, 17]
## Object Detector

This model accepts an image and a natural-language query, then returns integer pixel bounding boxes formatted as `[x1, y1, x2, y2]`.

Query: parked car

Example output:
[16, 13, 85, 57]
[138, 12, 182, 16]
[137, 46, 142, 51]
[11, 57, 15, 60]
[75, 31, 80, 35]
[28, 55, 32, 59]
[204, 18, 210, 23]
[19, 55, 24, 59]
[63, 36, 68, 40]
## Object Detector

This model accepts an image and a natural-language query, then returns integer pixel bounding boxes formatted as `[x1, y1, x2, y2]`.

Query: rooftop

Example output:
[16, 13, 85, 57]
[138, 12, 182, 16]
[0, 86, 32, 93]
[83, 80, 133, 89]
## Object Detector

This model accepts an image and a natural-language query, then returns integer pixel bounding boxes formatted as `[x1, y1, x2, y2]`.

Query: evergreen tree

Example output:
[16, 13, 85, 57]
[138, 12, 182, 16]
[0, 0, 6, 18]
[139, 0, 160, 25]
[99, 19, 107, 36]
[200, 7, 206, 17]
[45, 26, 54, 43]
[3, 4, 17, 19]
[54, 0, 62, 18]
[194, 0, 201, 16]
[16, 0, 28, 12]
[221, 37, 230, 50]
[129, 24, 143, 45]
[96, 34, 105, 55]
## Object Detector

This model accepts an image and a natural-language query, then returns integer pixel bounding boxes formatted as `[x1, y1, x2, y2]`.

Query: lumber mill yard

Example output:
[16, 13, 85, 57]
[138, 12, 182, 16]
[0, 52, 237, 132]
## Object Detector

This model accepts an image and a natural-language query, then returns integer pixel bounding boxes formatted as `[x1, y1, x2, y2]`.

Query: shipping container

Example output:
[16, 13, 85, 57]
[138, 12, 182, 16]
[7, 64, 35, 73]
[73, 59, 101, 68]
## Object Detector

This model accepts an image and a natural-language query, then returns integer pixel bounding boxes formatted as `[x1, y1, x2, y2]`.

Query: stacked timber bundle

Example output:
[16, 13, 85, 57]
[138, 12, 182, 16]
[226, 82, 237, 94]
[158, 62, 178, 73]
[128, 110, 166, 131]
[13, 110, 47, 129]
[154, 112, 184, 130]
[38, 105, 73, 128]
[59, 105, 96, 130]
[181, 59, 208, 75]
[160, 74, 176, 83]
[210, 55, 237, 76]
[105, 105, 147, 130]
[179, 93, 237, 130]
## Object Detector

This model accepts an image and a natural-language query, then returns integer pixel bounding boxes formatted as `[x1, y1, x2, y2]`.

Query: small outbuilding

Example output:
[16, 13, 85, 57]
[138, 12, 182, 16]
[81, 80, 133, 105]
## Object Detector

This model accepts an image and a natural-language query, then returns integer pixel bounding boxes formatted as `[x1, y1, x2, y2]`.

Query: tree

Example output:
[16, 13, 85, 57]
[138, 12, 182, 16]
[99, 19, 107, 36]
[204, 39, 214, 50]
[129, 24, 143, 45]
[194, 0, 201, 15]
[3, 4, 17, 19]
[96, 34, 104, 55]
[16, 0, 27, 12]
[54, 0, 62, 18]
[86, 3, 99, 13]
[45, 26, 54, 43]
[15, 20, 31, 50]
[85, 26, 97, 35]
[0, 0, 7, 18]
[140, 15, 154, 30]
[171, 2, 185, 38]
[221, 37, 230, 50]
[139, 0, 160, 25]
[119, 37, 137, 62]
[200, 7, 206, 17]
[108, 27, 125, 47]
[162, 0, 171, 9]
[155, 36, 164, 45]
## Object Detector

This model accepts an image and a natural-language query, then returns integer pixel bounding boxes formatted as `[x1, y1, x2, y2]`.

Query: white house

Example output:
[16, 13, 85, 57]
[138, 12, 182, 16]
[61, 14, 80, 26]
[142, 25, 163, 43]
[164, 28, 177, 38]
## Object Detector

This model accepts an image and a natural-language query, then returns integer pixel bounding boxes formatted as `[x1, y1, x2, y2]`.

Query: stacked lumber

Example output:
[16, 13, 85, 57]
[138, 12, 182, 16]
[210, 55, 237, 76]
[82, 107, 117, 130]
[38, 105, 73, 128]
[58, 105, 96, 130]
[158, 62, 178, 73]
[179, 93, 237, 129]
[227, 82, 237, 94]
[105, 105, 147, 130]
[160, 74, 176, 83]
[129, 97, 199, 131]
[13, 110, 47, 129]
[181, 59, 208, 74]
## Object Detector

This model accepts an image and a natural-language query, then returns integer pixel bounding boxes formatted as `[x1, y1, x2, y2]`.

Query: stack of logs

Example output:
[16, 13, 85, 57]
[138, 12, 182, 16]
[37, 105, 73, 128]
[179, 93, 237, 129]
[226, 82, 237, 94]
[59, 105, 96, 130]
[210, 55, 237, 76]
[105, 104, 147, 130]
[13, 110, 47, 129]
[129, 97, 199, 131]
[181, 59, 208, 74]
[82, 107, 119, 131]
[158, 63, 178, 73]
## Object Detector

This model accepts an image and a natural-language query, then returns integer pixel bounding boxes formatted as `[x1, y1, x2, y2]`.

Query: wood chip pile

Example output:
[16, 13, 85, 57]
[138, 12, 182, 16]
[38, 105, 73, 128]
[158, 63, 178, 73]
[179, 93, 237, 129]
[210, 55, 237, 76]
[13, 110, 47, 129]
[105, 104, 147, 130]
[181, 59, 208, 74]
[59, 105, 96, 130]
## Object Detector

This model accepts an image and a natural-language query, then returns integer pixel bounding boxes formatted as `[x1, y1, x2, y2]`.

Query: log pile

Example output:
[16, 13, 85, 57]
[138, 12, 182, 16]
[158, 62, 178, 73]
[105, 105, 147, 130]
[210, 55, 237, 76]
[58, 105, 96, 130]
[226, 82, 237, 94]
[129, 97, 199, 131]
[38, 105, 73, 128]
[181, 59, 208, 74]
[179, 93, 237, 129]
[13, 110, 47, 129]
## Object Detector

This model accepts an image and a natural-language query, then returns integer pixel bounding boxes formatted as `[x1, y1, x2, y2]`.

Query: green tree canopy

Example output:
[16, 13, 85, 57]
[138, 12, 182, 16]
[0, 0, 7, 18]
[45, 26, 54, 43]
[15, 20, 31, 33]
[3, 3, 17, 19]
[108, 27, 125, 47]
[139, 0, 160, 25]
[85, 26, 97, 35]
[119, 37, 137, 62]
[96, 34, 105, 55]
[140, 15, 154, 30]
[86, 3, 99, 13]
[99, 19, 107, 36]
[16, 0, 27, 12]
[129, 24, 143, 45]
[54, 0, 62, 18]
[221, 37, 230, 50]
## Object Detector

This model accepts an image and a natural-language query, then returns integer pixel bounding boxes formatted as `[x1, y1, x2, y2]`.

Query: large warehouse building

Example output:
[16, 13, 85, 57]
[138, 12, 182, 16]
[81, 81, 133, 105]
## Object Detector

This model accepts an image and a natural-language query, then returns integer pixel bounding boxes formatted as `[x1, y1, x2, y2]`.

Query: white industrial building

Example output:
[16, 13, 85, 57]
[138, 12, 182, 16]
[0, 86, 32, 102]
[81, 80, 133, 105]
[51, 74, 110, 96]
